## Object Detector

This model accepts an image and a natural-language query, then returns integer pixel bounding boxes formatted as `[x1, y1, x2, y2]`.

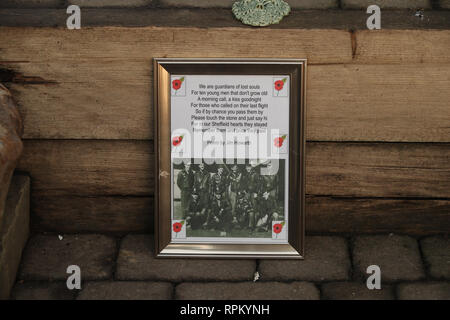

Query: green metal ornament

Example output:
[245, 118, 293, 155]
[232, 0, 291, 27]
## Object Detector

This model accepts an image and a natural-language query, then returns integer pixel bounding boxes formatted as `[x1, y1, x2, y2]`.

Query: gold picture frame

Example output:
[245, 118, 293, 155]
[154, 58, 306, 258]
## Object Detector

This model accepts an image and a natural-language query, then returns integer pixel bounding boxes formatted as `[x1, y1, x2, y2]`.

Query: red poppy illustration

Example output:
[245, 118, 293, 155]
[273, 221, 285, 239]
[274, 78, 287, 95]
[273, 224, 283, 234]
[274, 135, 287, 148]
[172, 77, 185, 94]
[173, 221, 185, 237]
[172, 135, 184, 146]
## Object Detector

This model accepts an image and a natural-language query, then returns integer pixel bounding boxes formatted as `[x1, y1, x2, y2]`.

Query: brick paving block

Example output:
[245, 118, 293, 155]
[68, 0, 152, 7]
[0, 0, 62, 8]
[116, 235, 256, 281]
[77, 281, 172, 300]
[258, 236, 350, 282]
[341, 0, 431, 9]
[321, 282, 395, 300]
[159, 0, 234, 8]
[11, 281, 75, 300]
[421, 236, 450, 279]
[441, 0, 450, 9]
[397, 282, 450, 300]
[289, 0, 338, 9]
[352, 235, 425, 282]
[176, 281, 320, 300]
[18, 234, 117, 281]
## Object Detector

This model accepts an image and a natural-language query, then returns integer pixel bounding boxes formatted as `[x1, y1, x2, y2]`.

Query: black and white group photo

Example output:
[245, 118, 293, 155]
[173, 159, 286, 238]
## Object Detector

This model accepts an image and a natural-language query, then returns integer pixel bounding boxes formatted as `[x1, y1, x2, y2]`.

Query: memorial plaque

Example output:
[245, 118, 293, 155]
[154, 59, 306, 258]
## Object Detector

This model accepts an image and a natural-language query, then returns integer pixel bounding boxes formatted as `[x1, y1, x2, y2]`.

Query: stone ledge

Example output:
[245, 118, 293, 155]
[0, 8, 449, 29]
[0, 174, 29, 299]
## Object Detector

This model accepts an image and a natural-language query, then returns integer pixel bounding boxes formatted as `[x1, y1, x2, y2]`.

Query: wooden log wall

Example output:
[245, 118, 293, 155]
[0, 14, 449, 235]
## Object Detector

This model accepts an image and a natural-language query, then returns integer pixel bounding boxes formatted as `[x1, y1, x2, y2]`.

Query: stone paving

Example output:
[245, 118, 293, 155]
[10, 233, 450, 300]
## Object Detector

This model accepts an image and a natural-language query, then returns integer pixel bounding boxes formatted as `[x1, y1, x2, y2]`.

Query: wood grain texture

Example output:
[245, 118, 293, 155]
[1, 27, 449, 141]
[31, 196, 153, 234]
[3, 63, 450, 141]
[0, 26, 351, 140]
[30, 195, 450, 235]
[306, 142, 450, 198]
[306, 196, 450, 235]
[307, 64, 450, 142]
[0, 27, 351, 64]
[17, 140, 450, 198]
[354, 30, 450, 64]
[17, 140, 154, 196]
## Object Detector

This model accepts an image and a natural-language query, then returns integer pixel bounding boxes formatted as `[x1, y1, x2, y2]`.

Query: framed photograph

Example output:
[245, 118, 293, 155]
[154, 58, 306, 258]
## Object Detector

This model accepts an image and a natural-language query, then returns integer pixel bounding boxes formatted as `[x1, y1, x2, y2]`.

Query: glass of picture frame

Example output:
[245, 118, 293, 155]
[154, 58, 306, 258]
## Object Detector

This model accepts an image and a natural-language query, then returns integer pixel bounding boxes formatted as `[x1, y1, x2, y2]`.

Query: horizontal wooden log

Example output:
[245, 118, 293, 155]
[0, 9, 449, 30]
[16, 140, 450, 198]
[1, 27, 449, 141]
[307, 142, 450, 198]
[31, 196, 153, 234]
[3, 63, 450, 141]
[354, 30, 450, 64]
[307, 64, 450, 142]
[18, 140, 154, 196]
[0, 27, 351, 64]
[9, 81, 153, 140]
[306, 196, 450, 235]
[30, 195, 450, 235]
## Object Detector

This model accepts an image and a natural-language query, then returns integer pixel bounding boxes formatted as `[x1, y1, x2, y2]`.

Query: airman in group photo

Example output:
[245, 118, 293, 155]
[173, 159, 285, 237]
